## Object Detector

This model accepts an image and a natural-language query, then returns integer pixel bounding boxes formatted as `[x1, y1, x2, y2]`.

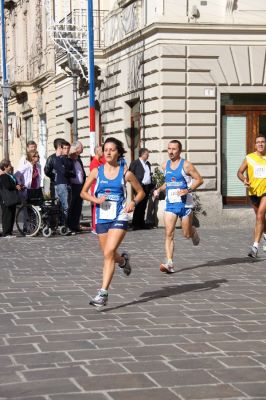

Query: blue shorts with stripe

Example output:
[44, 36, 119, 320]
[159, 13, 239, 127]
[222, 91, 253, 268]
[96, 220, 128, 234]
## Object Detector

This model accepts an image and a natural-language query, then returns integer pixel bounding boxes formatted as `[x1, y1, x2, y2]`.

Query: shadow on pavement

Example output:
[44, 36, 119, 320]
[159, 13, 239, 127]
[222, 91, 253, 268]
[175, 257, 264, 274]
[104, 278, 228, 312]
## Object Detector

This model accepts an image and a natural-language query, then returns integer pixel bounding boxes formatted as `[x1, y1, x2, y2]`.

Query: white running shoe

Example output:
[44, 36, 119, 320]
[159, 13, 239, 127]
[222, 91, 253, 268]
[90, 289, 108, 307]
[160, 262, 174, 274]
[191, 229, 200, 246]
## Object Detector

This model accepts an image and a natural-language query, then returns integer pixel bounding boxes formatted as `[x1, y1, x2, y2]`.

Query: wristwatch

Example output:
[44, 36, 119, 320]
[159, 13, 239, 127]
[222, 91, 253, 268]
[187, 187, 193, 193]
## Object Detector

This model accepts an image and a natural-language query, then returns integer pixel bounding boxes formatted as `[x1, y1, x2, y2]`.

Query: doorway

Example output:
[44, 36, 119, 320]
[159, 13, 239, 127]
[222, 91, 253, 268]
[222, 105, 266, 205]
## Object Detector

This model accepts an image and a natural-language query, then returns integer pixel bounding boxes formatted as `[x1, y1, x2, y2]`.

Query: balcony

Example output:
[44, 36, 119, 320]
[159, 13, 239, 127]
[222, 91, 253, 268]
[52, 9, 107, 61]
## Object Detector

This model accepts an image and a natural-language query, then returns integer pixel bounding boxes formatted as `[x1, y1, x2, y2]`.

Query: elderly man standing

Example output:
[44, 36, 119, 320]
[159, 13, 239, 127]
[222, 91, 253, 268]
[89, 145, 105, 234]
[68, 141, 86, 232]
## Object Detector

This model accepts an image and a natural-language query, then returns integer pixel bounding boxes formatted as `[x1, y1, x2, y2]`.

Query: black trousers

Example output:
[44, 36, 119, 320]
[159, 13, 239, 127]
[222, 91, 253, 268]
[132, 184, 152, 229]
[68, 184, 83, 230]
[1, 203, 16, 236]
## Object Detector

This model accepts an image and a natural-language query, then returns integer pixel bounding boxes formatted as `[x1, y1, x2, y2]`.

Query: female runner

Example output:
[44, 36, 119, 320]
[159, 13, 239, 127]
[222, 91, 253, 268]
[81, 138, 145, 307]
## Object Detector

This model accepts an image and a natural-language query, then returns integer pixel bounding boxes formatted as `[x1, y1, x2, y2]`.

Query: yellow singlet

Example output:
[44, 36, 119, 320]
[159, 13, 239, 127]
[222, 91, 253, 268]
[246, 152, 266, 197]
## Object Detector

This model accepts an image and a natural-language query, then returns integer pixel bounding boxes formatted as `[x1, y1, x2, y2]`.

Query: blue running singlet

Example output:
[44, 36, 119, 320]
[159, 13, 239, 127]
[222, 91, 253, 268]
[94, 164, 128, 225]
[165, 159, 194, 214]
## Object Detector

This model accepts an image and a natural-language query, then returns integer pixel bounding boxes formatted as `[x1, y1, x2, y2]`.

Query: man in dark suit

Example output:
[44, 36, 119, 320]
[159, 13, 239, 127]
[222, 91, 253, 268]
[129, 148, 153, 230]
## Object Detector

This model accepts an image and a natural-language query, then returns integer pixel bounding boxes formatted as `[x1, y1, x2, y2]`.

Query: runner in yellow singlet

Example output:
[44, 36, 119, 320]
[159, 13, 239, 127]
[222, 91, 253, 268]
[237, 135, 266, 258]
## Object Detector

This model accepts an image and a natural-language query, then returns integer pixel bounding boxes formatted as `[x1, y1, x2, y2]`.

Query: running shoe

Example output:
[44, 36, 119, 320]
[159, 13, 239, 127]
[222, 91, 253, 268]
[191, 229, 200, 246]
[90, 289, 108, 307]
[248, 245, 258, 258]
[120, 252, 131, 276]
[160, 262, 174, 274]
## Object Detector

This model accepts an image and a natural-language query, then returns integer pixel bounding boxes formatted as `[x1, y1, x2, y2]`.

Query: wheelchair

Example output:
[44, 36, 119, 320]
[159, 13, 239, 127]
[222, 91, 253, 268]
[15, 192, 68, 238]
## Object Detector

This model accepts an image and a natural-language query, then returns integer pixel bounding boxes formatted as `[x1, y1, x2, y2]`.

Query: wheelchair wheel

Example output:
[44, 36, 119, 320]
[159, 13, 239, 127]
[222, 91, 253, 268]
[42, 226, 52, 238]
[16, 204, 42, 237]
[59, 225, 68, 236]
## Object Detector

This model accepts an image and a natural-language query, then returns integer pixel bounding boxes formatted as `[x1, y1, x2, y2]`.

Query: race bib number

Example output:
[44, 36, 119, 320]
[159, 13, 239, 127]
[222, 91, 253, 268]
[99, 201, 117, 220]
[168, 189, 181, 203]
[254, 165, 266, 178]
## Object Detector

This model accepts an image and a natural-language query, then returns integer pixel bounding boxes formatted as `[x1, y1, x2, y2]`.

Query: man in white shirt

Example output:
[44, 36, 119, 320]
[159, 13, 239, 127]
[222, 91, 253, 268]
[129, 148, 153, 230]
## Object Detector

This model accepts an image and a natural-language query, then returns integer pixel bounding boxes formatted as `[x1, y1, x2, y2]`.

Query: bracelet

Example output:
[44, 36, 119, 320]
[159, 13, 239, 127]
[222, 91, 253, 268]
[187, 187, 193, 193]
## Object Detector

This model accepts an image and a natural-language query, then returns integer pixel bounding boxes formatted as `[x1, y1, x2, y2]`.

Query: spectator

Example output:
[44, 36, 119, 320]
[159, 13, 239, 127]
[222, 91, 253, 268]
[44, 138, 65, 197]
[68, 142, 86, 232]
[89, 145, 105, 234]
[0, 159, 22, 238]
[15, 150, 42, 203]
[45, 139, 75, 233]
[17, 140, 38, 170]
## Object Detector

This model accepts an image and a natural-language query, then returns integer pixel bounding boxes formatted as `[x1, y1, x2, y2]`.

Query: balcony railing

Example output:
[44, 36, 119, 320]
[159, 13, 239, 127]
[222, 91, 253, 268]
[53, 9, 107, 61]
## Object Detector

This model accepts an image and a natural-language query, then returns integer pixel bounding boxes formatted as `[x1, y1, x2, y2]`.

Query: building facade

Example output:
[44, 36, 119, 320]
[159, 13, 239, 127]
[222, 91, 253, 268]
[2, 0, 266, 224]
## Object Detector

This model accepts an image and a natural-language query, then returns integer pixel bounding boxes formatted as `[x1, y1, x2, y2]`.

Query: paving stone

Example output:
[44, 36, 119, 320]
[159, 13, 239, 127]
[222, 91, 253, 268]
[109, 388, 181, 400]
[168, 356, 224, 370]
[148, 370, 218, 387]
[69, 348, 131, 361]
[0, 379, 80, 398]
[38, 340, 95, 352]
[172, 383, 244, 399]
[13, 352, 72, 366]
[210, 366, 266, 383]
[76, 373, 156, 391]
[21, 366, 89, 381]
[218, 355, 262, 367]
[50, 394, 108, 400]
[122, 360, 173, 373]
[235, 382, 266, 397]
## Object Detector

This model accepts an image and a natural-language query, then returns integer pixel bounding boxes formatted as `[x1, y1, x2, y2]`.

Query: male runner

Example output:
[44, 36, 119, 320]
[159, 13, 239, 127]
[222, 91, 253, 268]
[237, 135, 266, 258]
[154, 139, 204, 273]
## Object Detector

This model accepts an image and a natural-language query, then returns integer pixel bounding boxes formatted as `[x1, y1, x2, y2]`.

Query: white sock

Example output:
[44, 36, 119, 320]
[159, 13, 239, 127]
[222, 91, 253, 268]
[253, 242, 259, 248]
[100, 288, 108, 294]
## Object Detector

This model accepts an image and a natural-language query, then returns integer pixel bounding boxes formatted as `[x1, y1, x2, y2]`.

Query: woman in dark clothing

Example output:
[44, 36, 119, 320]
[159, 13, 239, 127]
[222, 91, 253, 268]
[0, 159, 22, 237]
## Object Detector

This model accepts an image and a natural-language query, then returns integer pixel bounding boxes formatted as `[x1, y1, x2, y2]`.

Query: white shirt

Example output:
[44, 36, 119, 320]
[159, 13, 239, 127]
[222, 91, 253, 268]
[71, 160, 84, 184]
[15, 160, 41, 189]
[139, 158, 151, 185]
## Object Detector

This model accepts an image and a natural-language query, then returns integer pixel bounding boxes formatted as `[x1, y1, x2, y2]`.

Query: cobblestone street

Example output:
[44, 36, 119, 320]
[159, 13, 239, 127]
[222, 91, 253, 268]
[0, 227, 266, 400]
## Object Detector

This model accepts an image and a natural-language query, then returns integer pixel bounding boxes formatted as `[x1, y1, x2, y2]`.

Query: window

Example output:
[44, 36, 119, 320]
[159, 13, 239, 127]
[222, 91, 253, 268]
[25, 116, 33, 141]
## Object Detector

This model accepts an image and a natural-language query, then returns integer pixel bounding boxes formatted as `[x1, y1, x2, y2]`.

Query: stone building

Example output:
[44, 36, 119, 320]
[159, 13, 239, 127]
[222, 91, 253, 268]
[1, 0, 266, 224]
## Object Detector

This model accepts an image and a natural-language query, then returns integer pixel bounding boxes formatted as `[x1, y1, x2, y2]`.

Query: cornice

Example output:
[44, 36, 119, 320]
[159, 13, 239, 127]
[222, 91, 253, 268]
[104, 22, 266, 57]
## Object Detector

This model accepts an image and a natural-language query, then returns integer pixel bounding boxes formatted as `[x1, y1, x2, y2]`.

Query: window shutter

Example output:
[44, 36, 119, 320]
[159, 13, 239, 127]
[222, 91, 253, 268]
[222, 115, 246, 196]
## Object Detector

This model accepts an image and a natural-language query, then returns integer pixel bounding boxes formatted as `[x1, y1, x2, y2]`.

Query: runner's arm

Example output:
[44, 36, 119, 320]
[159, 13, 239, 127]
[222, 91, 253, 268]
[180, 161, 203, 196]
[80, 168, 106, 204]
[237, 159, 250, 186]
[124, 170, 145, 213]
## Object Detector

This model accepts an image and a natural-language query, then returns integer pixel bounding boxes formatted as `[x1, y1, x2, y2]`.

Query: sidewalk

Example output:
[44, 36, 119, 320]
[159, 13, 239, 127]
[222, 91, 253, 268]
[0, 227, 266, 399]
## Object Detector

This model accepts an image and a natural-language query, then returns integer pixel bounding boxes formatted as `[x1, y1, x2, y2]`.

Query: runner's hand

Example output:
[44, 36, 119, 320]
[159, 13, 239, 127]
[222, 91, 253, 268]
[123, 201, 135, 213]
[178, 189, 189, 196]
[243, 178, 250, 187]
[95, 195, 107, 204]
[153, 190, 159, 198]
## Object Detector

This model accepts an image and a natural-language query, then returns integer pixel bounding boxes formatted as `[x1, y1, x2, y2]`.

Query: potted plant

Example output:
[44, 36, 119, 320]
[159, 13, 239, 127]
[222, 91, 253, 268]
[152, 167, 165, 200]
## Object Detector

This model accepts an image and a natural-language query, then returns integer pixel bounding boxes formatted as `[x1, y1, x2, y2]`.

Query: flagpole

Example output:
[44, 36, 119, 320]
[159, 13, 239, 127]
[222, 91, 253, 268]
[88, 0, 96, 157]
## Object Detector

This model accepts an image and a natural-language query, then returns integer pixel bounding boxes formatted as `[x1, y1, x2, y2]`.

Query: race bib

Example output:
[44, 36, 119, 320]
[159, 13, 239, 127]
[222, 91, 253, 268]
[168, 189, 182, 203]
[254, 165, 266, 178]
[99, 201, 117, 220]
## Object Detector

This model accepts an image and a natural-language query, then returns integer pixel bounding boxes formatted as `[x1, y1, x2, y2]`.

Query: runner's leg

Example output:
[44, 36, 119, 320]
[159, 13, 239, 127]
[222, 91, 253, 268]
[100, 229, 127, 290]
[181, 211, 200, 245]
[164, 211, 178, 261]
